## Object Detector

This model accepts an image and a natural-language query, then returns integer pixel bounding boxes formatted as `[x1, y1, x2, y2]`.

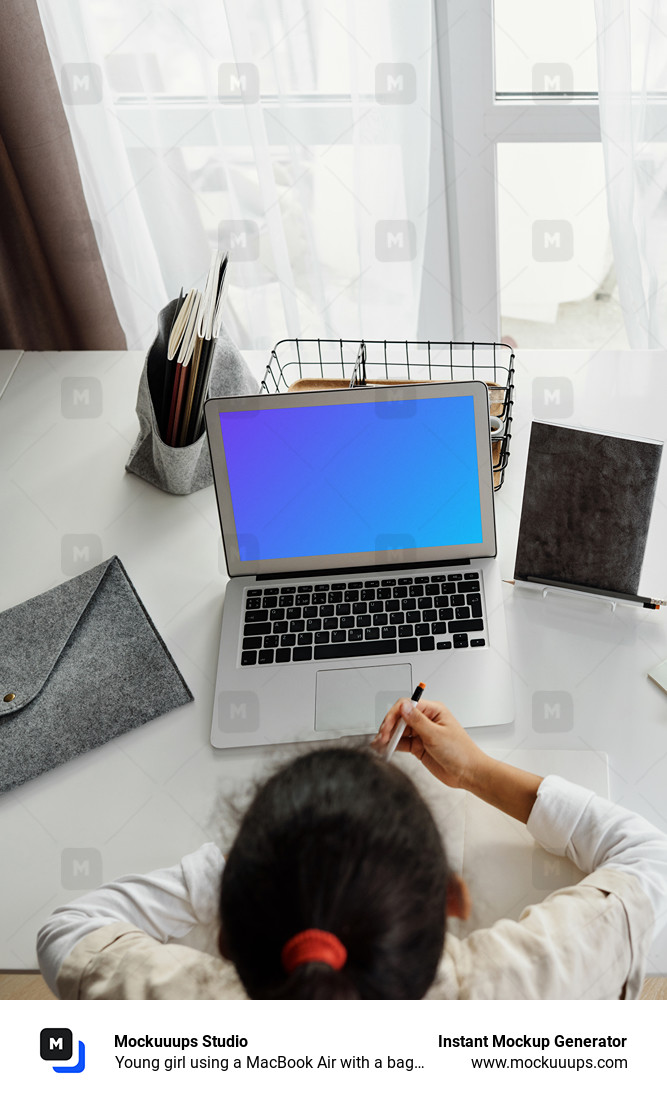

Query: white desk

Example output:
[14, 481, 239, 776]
[1, 348, 667, 973]
[0, 350, 23, 401]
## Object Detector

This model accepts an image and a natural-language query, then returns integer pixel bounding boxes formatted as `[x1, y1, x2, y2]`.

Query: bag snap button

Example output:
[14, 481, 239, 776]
[3, 693, 15, 702]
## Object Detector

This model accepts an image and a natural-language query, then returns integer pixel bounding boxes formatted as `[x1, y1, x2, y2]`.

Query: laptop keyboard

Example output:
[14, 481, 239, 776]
[240, 571, 486, 666]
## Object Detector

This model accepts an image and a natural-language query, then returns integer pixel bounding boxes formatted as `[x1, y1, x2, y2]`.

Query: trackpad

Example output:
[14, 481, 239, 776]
[315, 664, 412, 733]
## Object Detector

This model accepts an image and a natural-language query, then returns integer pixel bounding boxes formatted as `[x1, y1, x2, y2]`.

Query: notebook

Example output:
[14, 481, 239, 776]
[514, 421, 662, 599]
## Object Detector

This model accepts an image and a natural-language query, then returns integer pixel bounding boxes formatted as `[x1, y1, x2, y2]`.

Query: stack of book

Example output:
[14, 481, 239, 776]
[157, 251, 229, 447]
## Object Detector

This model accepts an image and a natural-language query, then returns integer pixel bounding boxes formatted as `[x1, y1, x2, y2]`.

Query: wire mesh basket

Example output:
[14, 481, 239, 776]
[261, 338, 515, 489]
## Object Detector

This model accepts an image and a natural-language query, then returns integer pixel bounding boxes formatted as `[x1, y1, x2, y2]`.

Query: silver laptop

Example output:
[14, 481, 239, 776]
[205, 380, 514, 748]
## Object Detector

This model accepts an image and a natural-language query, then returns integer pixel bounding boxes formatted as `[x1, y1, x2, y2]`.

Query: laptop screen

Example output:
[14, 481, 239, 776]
[206, 381, 496, 575]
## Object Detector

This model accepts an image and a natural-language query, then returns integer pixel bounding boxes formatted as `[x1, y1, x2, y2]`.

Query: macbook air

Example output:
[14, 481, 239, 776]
[205, 380, 514, 747]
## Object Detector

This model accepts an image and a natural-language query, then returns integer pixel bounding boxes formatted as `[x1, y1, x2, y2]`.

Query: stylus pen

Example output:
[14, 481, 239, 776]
[384, 682, 426, 761]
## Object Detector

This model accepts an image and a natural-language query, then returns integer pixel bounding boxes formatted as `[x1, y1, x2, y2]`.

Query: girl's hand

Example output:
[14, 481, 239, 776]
[372, 698, 485, 790]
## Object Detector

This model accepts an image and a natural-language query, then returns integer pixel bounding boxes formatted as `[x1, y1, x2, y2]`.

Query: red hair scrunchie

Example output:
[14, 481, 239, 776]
[281, 929, 347, 974]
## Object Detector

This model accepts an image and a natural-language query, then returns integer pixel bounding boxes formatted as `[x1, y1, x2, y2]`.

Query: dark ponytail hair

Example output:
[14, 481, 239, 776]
[220, 747, 448, 999]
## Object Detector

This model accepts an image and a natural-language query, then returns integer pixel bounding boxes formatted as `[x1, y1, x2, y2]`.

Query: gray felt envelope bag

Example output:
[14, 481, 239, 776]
[0, 557, 193, 793]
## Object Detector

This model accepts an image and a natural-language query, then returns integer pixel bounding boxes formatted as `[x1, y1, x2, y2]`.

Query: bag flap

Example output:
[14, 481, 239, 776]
[0, 558, 117, 716]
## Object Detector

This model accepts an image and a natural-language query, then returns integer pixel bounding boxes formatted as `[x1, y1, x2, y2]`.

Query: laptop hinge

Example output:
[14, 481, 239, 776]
[257, 559, 472, 582]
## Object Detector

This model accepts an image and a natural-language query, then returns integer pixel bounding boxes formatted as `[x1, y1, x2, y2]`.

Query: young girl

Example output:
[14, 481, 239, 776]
[37, 698, 667, 999]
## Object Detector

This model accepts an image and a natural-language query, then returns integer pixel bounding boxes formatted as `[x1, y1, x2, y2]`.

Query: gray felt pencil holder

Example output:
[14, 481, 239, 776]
[126, 298, 260, 495]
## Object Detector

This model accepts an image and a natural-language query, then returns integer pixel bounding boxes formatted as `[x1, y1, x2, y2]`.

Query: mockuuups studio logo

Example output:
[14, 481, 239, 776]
[532, 848, 579, 890]
[375, 63, 416, 105]
[40, 1029, 86, 1074]
[218, 62, 260, 103]
[60, 63, 103, 105]
[532, 63, 573, 95]
[61, 535, 103, 576]
[532, 377, 574, 418]
[532, 691, 573, 733]
[61, 848, 103, 889]
[218, 691, 259, 733]
[61, 377, 103, 418]
[375, 535, 416, 563]
[218, 220, 260, 261]
[375, 220, 417, 262]
[532, 220, 573, 261]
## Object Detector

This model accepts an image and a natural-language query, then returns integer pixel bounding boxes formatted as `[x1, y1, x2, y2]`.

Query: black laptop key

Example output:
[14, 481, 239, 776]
[464, 572, 479, 581]
[264, 635, 279, 648]
[437, 640, 452, 650]
[471, 638, 486, 647]
[441, 582, 456, 594]
[439, 608, 454, 621]
[340, 616, 354, 629]
[241, 651, 257, 665]
[423, 609, 437, 622]
[389, 611, 404, 625]
[262, 596, 278, 608]
[434, 595, 449, 608]
[331, 582, 346, 590]
[323, 617, 338, 630]
[329, 591, 343, 603]
[245, 609, 268, 622]
[315, 583, 330, 591]
[453, 634, 469, 649]
[449, 574, 462, 581]
[418, 596, 433, 609]
[286, 606, 301, 619]
[360, 590, 375, 602]
[430, 575, 447, 582]
[383, 579, 397, 587]
[295, 593, 310, 605]
[415, 623, 429, 636]
[269, 608, 285, 621]
[320, 604, 335, 617]
[385, 599, 399, 612]
[399, 638, 418, 653]
[348, 628, 363, 641]
[297, 585, 312, 593]
[419, 636, 435, 651]
[373, 613, 388, 626]
[245, 597, 261, 609]
[278, 594, 294, 607]
[448, 618, 484, 633]
[247, 589, 261, 596]
[352, 602, 367, 615]
[282, 634, 296, 647]
[393, 586, 408, 598]
[315, 632, 330, 644]
[273, 621, 288, 634]
[365, 627, 380, 640]
[244, 622, 271, 636]
[312, 592, 326, 604]
[242, 637, 262, 650]
[276, 648, 291, 662]
[409, 585, 424, 597]
[401, 598, 416, 610]
[369, 601, 384, 613]
[467, 595, 483, 615]
[298, 632, 313, 646]
[314, 640, 397, 661]
[458, 580, 480, 593]
[332, 630, 346, 642]
[357, 614, 371, 627]
[382, 626, 397, 639]
[398, 624, 414, 637]
[292, 647, 313, 661]
[377, 587, 391, 599]
[405, 610, 420, 623]
[306, 618, 322, 632]
[348, 581, 363, 589]
[450, 594, 465, 607]
[432, 622, 448, 634]
[401, 577, 413, 585]
[455, 606, 471, 619]
[338, 603, 351, 616]
[258, 648, 274, 663]
[425, 584, 439, 595]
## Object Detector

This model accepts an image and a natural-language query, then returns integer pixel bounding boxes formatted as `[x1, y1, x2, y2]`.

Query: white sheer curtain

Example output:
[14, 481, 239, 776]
[595, 0, 667, 348]
[36, 0, 449, 351]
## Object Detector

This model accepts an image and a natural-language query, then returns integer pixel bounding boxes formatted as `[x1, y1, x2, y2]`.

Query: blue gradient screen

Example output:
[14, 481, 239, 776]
[219, 395, 483, 561]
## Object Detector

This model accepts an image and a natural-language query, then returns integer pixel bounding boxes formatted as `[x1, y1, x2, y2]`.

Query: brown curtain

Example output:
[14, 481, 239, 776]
[0, 0, 126, 350]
